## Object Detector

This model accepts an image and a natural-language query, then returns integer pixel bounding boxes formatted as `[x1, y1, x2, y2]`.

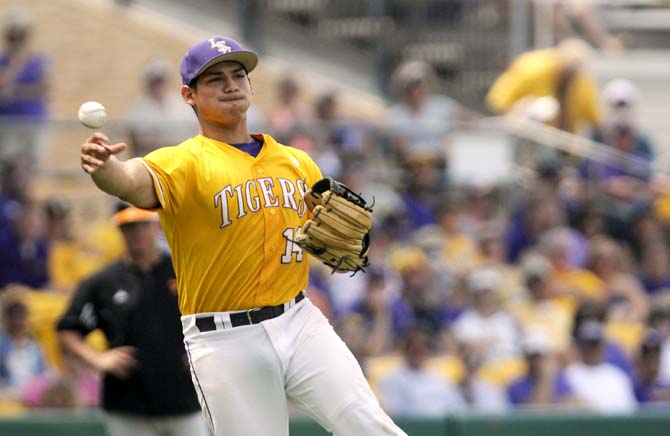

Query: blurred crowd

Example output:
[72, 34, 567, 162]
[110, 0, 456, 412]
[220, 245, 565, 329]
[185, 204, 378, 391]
[0, 6, 669, 420]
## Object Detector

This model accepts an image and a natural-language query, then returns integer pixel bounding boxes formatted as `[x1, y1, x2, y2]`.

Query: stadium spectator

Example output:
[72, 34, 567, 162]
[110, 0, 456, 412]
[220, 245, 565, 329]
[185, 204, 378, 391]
[457, 340, 510, 413]
[398, 155, 445, 228]
[267, 75, 310, 143]
[509, 252, 572, 354]
[596, 79, 654, 159]
[564, 320, 637, 413]
[44, 197, 72, 244]
[585, 236, 648, 323]
[539, 227, 604, 308]
[47, 199, 130, 294]
[0, 287, 47, 403]
[0, 8, 50, 163]
[571, 302, 633, 379]
[452, 268, 521, 364]
[647, 307, 670, 384]
[311, 91, 370, 157]
[625, 205, 667, 262]
[385, 60, 472, 194]
[44, 197, 79, 293]
[0, 155, 31, 235]
[461, 187, 508, 240]
[308, 91, 371, 178]
[507, 329, 576, 407]
[22, 347, 100, 409]
[338, 268, 395, 359]
[388, 246, 455, 339]
[0, 201, 49, 289]
[570, 203, 607, 241]
[579, 79, 655, 239]
[126, 59, 199, 157]
[410, 224, 451, 292]
[386, 60, 467, 165]
[632, 329, 670, 405]
[436, 199, 479, 277]
[377, 327, 467, 417]
[505, 191, 566, 263]
[638, 241, 670, 296]
[486, 38, 600, 135]
[473, 228, 522, 302]
[57, 207, 207, 436]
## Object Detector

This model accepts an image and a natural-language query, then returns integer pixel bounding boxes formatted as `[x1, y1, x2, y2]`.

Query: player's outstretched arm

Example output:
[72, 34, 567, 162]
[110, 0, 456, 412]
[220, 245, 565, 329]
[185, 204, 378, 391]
[80, 132, 159, 209]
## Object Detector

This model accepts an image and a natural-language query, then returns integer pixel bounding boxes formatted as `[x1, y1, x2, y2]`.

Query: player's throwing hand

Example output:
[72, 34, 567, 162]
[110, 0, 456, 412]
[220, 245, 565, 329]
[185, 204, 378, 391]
[80, 132, 127, 174]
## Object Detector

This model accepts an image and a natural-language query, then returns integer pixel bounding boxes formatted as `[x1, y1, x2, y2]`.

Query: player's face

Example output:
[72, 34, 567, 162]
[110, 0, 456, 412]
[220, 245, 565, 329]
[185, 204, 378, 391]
[184, 61, 252, 126]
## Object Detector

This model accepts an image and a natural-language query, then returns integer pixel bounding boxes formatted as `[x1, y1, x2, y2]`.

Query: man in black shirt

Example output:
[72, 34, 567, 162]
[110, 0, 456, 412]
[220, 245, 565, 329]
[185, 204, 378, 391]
[57, 206, 208, 436]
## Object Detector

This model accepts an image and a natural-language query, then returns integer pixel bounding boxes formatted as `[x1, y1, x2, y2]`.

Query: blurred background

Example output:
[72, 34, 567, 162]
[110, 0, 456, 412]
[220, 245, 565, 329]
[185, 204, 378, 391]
[0, 0, 669, 435]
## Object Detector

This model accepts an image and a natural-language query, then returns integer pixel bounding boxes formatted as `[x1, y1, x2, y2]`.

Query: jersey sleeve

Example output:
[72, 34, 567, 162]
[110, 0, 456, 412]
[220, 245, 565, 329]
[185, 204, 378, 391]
[56, 277, 100, 336]
[139, 145, 192, 215]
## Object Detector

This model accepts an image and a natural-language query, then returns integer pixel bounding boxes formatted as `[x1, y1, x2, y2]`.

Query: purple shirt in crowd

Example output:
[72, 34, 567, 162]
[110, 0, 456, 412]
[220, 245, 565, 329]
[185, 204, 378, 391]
[0, 54, 48, 118]
[507, 371, 573, 405]
[0, 230, 49, 289]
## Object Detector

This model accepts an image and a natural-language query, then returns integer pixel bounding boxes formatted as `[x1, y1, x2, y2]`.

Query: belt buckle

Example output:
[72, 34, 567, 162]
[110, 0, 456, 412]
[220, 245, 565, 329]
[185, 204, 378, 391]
[246, 307, 261, 324]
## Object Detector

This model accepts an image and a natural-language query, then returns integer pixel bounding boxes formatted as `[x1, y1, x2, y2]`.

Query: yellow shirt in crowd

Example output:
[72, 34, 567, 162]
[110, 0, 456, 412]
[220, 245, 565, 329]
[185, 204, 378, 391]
[486, 49, 600, 134]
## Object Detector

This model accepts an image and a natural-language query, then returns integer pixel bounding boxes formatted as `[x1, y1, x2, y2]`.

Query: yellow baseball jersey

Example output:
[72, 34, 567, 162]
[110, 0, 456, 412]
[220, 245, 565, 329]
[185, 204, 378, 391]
[140, 134, 322, 315]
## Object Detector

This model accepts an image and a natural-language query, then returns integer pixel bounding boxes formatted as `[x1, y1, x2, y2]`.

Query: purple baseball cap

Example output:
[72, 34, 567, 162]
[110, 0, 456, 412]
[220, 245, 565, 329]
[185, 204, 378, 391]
[180, 36, 258, 85]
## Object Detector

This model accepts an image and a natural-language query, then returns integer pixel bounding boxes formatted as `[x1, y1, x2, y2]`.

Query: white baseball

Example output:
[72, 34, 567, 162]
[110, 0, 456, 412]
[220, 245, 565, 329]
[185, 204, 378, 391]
[78, 101, 107, 129]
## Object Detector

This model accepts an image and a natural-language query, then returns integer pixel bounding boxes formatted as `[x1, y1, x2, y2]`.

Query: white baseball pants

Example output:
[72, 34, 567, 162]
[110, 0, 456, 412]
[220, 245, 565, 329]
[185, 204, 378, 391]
[182, 297, 406, 436]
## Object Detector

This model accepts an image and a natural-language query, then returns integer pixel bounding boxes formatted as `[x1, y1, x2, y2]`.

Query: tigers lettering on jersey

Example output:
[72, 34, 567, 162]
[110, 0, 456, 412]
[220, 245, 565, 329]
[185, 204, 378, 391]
[214, 178, 309, 228]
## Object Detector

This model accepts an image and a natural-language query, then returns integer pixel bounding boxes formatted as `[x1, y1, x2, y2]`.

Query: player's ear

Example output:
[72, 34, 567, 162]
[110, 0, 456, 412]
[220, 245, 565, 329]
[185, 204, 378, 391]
[181, 84, 196, 107]
[248, 77, 254, 96]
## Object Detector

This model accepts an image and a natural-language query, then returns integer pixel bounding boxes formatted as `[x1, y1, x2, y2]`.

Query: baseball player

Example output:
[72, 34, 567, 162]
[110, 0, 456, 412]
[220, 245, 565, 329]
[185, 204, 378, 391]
[79, 36, 406, 436]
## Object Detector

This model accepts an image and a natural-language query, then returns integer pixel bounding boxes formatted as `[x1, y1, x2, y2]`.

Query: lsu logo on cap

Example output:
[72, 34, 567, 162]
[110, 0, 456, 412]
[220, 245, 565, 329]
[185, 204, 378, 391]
[209, 38, 232, 54]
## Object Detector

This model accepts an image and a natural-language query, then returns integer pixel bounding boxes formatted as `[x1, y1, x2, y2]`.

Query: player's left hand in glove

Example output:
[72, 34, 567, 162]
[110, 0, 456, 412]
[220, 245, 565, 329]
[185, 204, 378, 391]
[295, 177, 373, 274]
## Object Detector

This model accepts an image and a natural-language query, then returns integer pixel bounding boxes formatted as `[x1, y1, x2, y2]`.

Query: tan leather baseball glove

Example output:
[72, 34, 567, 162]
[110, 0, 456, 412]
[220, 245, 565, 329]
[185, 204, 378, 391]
[295, 178, 372, 274]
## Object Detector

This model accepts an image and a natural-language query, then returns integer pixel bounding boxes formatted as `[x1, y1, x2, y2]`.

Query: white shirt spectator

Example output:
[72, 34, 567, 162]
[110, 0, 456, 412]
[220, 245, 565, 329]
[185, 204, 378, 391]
[378, 367, 467, 417]
[6, 340, 43, 389]
[466, 378, 509, 413]
[565, 362, 637, 413]
[386, 95, 458, 155]
[326, 272, 368, 315]
[453, 309, 520, 363]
